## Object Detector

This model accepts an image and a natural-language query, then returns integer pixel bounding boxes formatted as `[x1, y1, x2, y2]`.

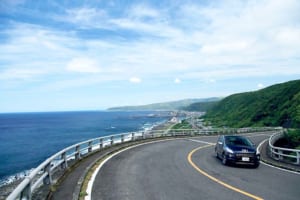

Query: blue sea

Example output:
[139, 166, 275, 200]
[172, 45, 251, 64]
[0, 111, 171, 186]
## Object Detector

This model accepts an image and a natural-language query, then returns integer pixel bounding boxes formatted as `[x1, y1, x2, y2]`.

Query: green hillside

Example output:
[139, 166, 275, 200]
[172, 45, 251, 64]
[107, 98, 219, 111]
[182, 100, 220, 112]
[204, 80, 300, 128]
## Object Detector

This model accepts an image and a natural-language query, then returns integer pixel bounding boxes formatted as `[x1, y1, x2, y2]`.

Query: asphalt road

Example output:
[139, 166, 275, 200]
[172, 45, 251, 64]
[91, 132, 300, 200]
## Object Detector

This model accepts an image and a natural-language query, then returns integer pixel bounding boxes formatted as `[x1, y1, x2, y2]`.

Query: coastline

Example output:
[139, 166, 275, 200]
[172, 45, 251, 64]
[151, 120, 176, 131]
[0, 117, 179, 200]
[0, 179, 23, 200]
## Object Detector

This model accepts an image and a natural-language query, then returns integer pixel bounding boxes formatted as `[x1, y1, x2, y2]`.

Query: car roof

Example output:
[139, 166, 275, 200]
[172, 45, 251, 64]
[224, 135, 246, 138]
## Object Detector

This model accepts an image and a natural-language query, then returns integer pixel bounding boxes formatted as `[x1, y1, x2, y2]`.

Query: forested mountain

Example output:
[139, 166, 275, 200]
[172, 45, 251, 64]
[182, 101, 220, 111]
[107, 98, 219, 111]
[204, 80, 300, 128]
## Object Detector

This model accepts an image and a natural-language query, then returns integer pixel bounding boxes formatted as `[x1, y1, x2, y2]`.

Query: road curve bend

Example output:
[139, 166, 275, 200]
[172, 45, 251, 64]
[90, 133, 300, 200]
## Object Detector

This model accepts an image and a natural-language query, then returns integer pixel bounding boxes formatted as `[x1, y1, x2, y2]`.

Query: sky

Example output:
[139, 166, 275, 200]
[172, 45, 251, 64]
[0, 0, 300, 112]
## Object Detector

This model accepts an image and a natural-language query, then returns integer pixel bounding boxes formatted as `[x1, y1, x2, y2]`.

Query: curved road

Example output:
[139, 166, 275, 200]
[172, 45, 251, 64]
[91, 132, 300, 200]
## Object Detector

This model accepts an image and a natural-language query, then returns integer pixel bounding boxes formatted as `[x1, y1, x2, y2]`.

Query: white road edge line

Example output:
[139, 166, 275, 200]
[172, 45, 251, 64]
[84, 138, 177, 200]
[257, 139, 300, 175]
[260, 161, 300, 175]
[187, 139, 215, 145]
[256, 138, 268, 154]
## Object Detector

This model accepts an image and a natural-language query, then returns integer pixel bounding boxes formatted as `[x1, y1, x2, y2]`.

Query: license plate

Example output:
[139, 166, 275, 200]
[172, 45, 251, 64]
[242, 157, 250, 162]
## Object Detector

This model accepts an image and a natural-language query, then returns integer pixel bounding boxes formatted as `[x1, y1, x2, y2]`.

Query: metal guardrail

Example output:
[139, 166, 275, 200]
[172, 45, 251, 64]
[269, 131, 300, 165]
[7, 127, 276, 200]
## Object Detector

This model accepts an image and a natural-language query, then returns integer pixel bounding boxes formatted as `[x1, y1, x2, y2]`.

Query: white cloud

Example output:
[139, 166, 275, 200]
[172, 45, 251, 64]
[129, 4, 159, 19]
[209, 79, 216, 83]
[1, 0, 300, 112]
[201, 41, 251, 54]
[66, 57, 101, 73]
[1, 1, 300, 91]
[274, 27, 300, 47]
[129, 77, 142, 83]
[57, 7, 108, 29]
[174, 78, 181, 84]
[52, 1, 300, 78]
[257, 83, 264, 89]
[0, 68, 45, 80]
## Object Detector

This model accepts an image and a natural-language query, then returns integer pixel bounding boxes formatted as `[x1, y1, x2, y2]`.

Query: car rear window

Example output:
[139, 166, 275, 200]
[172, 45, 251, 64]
[225, 136, 252, 146]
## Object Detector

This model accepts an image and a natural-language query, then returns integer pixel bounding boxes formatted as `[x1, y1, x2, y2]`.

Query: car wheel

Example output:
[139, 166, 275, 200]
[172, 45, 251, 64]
[222, 153, 227, 165]
[215, 148, 219, 158]
[253, 162, 260, 168]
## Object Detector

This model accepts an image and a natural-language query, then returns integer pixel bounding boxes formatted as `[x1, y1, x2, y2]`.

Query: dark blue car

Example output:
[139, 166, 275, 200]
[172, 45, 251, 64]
[215, 135, 260, 168]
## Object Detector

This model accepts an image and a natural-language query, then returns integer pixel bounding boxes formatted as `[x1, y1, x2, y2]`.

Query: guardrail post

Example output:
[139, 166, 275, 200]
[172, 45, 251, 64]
[88, 141, 93, 153]
[20, 180, 32, 200]
[110, 136, 114, 145]
[162, 130, 166, 137]
[100, 138, 103, 149]
[273, 148, 278, 160]
[297, 152, 300, 165]
[190, 130, 194, 136]
[121, 134, 124, 143]
[278, 150, 283, 160]
[142, 132, 145, 139]
[43, 163, 53, 185]
[269, 146, 274, 159]
[75, 145, 81, 160]
[61, 152, 68, 169]
[132, 132, 135, 141]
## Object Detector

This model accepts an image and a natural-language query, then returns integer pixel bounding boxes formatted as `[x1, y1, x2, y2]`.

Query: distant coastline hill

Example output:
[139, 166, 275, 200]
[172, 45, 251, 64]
[204, 79, 300, 128]
[107, 98, 221, 111]
[181, 101, 220, 112]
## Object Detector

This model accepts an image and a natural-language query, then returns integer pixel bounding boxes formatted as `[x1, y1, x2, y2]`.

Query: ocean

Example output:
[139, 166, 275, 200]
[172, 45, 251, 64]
[0, 111, 171, 186]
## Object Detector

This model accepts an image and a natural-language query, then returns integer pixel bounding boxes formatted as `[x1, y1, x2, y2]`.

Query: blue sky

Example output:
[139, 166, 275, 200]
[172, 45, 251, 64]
[1, 0, 300, 112]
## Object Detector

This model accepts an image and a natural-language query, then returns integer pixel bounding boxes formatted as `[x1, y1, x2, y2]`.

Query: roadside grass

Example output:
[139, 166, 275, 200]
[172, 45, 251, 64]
[171, 120, 192, 129]
[79, 157, 105, 200]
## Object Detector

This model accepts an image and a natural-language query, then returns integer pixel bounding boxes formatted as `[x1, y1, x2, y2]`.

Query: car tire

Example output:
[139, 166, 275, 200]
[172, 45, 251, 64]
[253, 162, 260, 168]
[222, 153, 227, 165]
[215, 148, 219, 158]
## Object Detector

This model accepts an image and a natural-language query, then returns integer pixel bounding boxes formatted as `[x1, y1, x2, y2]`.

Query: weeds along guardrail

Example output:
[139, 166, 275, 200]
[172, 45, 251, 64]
[269, 131, 300, 165]
[7, 127, 277, 200]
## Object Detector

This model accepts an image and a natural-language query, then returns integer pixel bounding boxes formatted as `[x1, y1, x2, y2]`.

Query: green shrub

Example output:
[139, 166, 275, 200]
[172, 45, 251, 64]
[285, 129, 300, 148]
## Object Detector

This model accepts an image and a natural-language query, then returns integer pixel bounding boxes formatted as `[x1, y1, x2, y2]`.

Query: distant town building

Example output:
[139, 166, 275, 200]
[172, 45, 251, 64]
[170, 117, 181, 123]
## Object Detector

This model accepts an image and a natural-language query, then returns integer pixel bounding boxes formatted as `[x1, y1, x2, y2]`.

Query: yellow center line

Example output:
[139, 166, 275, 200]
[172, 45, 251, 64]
[187, 144, 264, 200]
